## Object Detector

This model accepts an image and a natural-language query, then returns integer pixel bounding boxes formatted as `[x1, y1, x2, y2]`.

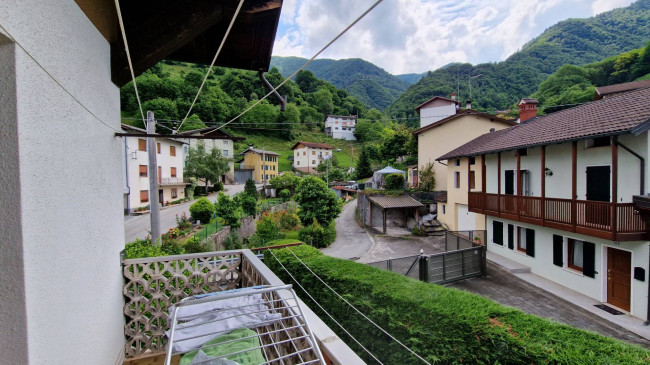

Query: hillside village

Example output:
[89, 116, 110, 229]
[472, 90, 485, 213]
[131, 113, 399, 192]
[5, 1, 650, 364]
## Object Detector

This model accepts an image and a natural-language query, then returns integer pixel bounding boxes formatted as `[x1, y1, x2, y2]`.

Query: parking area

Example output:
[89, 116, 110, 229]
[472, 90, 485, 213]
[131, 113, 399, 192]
[357, 230, 446, 264]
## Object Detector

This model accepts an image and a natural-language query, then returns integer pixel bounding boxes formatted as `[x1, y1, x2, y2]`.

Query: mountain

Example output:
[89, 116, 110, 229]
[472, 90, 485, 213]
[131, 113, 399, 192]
[395, 73, 426, 84]
[271, 56, 411, 111]
[386, 0, 650, 126]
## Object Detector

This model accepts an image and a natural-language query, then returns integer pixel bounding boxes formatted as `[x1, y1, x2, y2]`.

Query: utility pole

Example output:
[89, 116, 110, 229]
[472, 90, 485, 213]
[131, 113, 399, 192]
[468, 74, 483, 102]
[349, 144, 354, 174]
[147, 111, 161, 245]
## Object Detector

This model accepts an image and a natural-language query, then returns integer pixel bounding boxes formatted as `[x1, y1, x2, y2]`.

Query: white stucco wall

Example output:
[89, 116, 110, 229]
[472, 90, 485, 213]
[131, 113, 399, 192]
[419, 100, 457, 128]
[0, 2, 125, 363]
[187, 138, 235, 174]
[324, 116, 357, 140]
[487, 216, 649, 320]
[293, 146, 331, 170]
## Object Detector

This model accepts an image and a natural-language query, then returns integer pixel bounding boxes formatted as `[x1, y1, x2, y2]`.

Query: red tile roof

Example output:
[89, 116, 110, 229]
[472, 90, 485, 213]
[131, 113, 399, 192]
[290, 141, 334, 150]
[596, 80, 650, 97]
[438, 87, 650, 160]
[414, 96, 461, 111]
[413, 109, 517, 136]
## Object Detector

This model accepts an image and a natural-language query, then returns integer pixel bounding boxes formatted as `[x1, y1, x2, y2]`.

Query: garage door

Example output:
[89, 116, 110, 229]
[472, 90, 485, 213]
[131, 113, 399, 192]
[457, 204, 477, 231]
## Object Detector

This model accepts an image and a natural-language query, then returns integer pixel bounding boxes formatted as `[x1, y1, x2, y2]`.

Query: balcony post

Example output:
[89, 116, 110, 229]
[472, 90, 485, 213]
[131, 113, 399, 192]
[572, 141, 577, 230]
[517, 149, 521, 219]
[498, 152, 501, 216]
[481, 154, 486, 193]
[541, 145, 546, 225]
[612, 136, 618, 238]
[467, 157, 471, 194]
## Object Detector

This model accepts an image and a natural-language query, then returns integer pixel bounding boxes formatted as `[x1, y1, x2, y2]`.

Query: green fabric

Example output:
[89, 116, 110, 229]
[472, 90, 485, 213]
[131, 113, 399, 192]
[179, 328, 265, 365]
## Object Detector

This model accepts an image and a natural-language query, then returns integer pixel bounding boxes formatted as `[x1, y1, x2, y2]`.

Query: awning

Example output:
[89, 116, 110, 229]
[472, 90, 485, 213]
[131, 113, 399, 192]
[368, 195, 424, 209]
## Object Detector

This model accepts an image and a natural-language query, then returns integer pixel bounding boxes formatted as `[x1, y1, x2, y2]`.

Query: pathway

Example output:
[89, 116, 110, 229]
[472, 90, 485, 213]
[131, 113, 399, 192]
[321, 199, 373, 260]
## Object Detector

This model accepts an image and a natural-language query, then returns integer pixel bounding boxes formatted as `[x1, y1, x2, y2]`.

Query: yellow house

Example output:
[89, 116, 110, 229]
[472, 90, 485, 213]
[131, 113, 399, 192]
[239, 147, 279, 183]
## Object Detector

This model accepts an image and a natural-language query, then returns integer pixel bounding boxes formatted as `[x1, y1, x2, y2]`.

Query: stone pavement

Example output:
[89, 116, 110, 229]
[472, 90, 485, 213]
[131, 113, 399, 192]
[322, 199, 373, 260]
[357, 231, 446, 263]
[447, 261, 650, 347]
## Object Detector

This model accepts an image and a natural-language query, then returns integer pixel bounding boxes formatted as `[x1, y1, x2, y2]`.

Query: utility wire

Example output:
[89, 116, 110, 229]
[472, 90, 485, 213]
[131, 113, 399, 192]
[0, 23, 118, 132]
[267, 249, 384, 365]
[216, 0, 384, 132]
[114, 0, 146, 126]
[177, 0, 245, 132]
[286, 248, 432, 365]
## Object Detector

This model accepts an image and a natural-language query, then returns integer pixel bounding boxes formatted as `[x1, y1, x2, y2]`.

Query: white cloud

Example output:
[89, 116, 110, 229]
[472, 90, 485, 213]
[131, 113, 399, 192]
[273, 0, 639, 74]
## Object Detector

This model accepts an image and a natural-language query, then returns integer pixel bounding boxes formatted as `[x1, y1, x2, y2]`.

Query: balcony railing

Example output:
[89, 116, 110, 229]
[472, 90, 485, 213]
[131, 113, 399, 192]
[159, 177, 188, 185]
[469, 192, 648, 241]
[122, 249, 362, 364]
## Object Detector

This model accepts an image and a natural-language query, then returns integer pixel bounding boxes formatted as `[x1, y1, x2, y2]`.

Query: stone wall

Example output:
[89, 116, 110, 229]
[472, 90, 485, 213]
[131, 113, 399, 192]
[238, 215, 257, 238]
[207, 215, 257, 251]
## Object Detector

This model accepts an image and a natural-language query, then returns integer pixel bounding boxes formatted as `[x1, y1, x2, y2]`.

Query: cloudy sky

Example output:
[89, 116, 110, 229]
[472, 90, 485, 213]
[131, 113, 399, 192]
[272, 0, 636, 75]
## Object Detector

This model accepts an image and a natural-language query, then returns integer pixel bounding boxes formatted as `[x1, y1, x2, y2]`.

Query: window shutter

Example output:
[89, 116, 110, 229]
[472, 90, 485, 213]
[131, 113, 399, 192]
[507, 224, 514, 249]
[526, 228, 535, 257]
[552, 235, 563, 266]
[492, 221, 503, 245]
[583, 241, 596, 278]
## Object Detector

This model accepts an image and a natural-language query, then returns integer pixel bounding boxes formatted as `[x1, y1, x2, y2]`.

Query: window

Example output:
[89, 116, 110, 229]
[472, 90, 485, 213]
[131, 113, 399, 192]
[171, 188, 178, 199]
[492, 221, 504, 245]
[303, 151, 306, 156]
[140, 190, 149, 203]
[442, 205, 446, 214]
[139, 165, 147, 177]
[454, 159, 460, 166]
[517, 148, 527, 156]
[469, 157, 476, 165]
[469, 171, 476, 190]
[586, 137, 610, 148]
[517, 227, 535, 257]
[454, 172, 460, 188]
[297, 161, 300, 166]
[517, 227, 527, 252]
[138, 139, 147, 151]
[170, 167, 177, 178]
[170, 146, 176, 156]
[223, 150, 229, 157]
[507, 224, 514, 249]
[224, 140, 229, 145]
[312, 160, 316, 165]
[568, 239, 584, 272]
[157, 143, 161, 154]
[312, 151, 316, 155]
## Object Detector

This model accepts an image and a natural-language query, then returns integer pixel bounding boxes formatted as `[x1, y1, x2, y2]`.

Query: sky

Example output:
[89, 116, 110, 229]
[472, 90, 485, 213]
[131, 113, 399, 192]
[272, 0, 636, 75]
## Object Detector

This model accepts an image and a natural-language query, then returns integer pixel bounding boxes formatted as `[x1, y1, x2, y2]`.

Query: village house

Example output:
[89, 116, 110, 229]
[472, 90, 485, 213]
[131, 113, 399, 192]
[324, 114, 357, 140]
[438, 86, 650, 319]
[291, 141, 333, 173]
[121, 124, 187, 214]
[239, 147, 279, 183]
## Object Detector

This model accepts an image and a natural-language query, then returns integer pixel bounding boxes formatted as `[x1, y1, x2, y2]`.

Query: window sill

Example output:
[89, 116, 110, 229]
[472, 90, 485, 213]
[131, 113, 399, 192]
[562, 267, 585, 277]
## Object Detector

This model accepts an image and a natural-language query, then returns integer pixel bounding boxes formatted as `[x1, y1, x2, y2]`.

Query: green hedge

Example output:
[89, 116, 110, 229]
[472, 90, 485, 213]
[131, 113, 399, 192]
[265, 245, 650, 364]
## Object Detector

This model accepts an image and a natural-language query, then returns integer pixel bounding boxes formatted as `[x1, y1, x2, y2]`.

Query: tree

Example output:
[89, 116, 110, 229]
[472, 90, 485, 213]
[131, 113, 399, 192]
[189, 198, 214, 224]
[294, 176, 342, 226]
[184, 141, 230, 194]
[244, 179, 258, 199]
[269, 174, 301, 193]
[235, 192, 257, 217]
[214, 192, 240, 228]
[385, 173, 405, 190]
[355, 146, 374, 180]
[419, 162, 436, 191]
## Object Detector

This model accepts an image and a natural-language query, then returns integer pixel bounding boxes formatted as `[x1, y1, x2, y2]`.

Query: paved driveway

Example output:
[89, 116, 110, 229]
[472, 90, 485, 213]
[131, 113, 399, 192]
[357, 233, 446, 264]
[321, 199, 373, 260]
[448, 261, 650, 347]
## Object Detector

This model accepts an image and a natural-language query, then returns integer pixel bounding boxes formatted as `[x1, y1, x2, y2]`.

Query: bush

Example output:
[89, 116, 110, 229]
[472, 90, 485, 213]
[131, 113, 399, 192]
[235, 192, 257, 217]
[298, 219, 329, 248]
[294, 176, 342, 226]
[223, 231, 243, 250]
[214, 192, 241, 228]
[279, 188, 291, 202]
[256, 212, 284, 244]
[279, 212, 301, 231]
[189, 197, 214, 224]
[244, 179, 258, 198]
[211, 181, 224, 192]
[266, 246, 650, 364]
[184, 237, 209, 253]
[384, 173, 405, 190]
[124, 238, 164, 259]
[194, 185, 207, 196]
[161, 239, 183, 255]
[324, 222, 336, 245]
[175, 212, 192, 230]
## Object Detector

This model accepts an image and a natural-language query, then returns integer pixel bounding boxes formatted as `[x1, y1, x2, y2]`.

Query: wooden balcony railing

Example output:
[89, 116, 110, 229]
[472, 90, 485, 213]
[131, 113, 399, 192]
[468, 192, 648, 241]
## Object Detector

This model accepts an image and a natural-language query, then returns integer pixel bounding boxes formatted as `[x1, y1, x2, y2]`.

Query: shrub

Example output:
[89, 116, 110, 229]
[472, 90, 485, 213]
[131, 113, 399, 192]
[279, 189, 291, 202]
[384, 173, 405, 190]
[269, 173, 301, 193]
[223, 231, 243, 250]
[124, 238, 164, 259]
[194, 185, 207, 196]
[175, 212, 192, 230]
[161, 239, 183, 255]
[256, 212, 284, 244]
[294, 176, 342, 226]
[212, 182, 224, 192]
[214, 192, 241, 228]
[189, 197, 214, 224]
[298, 219, 328, 248]
[267, 246, 650, 364]
[184, 237, 209, 253]
[235, 192, 257, 217]
[279, 212, 301, 231]
[324, 222, 336, 245]
[244, 179, 258, 198]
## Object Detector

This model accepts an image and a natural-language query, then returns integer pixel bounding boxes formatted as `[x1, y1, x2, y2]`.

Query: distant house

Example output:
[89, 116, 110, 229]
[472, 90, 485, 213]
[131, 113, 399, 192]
[414, 93, 461, 128]
[121, 124, 187, 214]
[291, 141, 333, 173]
[239, 147, 279, 183]
[324, 115, 357, 140]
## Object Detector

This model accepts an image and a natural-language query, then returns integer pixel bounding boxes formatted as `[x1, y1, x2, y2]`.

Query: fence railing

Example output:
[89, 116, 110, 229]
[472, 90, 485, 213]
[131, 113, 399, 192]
[367, 231, 486, 285]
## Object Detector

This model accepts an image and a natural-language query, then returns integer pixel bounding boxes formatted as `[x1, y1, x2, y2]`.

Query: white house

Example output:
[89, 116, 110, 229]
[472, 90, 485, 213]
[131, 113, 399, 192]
[415, 93, 461, 128]
[291, 141, 334, 173]
[122, 124, 187, 213]
[324, 115, 357, 140]
[438, 87, 650, 320]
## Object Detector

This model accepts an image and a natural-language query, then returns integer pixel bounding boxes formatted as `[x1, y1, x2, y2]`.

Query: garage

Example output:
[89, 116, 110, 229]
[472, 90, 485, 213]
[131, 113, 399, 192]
[457, 203, 478, 231]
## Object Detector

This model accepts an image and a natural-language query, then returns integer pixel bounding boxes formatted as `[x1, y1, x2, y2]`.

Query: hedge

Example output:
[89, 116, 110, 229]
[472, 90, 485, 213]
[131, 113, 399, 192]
[265, 245, 650, 364]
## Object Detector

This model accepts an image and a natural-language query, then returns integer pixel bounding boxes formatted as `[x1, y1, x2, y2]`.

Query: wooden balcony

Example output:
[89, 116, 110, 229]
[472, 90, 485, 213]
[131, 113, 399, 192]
[469, 192, 648, 241]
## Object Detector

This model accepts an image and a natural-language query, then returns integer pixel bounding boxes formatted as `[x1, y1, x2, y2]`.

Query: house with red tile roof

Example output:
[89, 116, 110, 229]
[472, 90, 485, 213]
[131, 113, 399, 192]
[438, 86, 650, 320]
[291, 141, 334, 173]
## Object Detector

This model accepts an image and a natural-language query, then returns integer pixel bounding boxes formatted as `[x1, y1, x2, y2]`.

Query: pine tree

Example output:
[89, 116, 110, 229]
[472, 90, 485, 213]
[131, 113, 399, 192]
[355, 146, 373, 180]
[244, 179, 258, 199]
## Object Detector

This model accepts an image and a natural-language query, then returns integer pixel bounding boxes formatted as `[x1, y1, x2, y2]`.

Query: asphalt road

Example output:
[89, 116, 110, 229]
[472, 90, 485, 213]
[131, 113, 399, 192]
[321, 199, 373, 260]
[124, 184, 246, 243]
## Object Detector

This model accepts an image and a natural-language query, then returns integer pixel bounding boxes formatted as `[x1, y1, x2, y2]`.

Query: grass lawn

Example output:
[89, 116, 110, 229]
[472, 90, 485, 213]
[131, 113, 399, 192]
[191, 219, 222, 242]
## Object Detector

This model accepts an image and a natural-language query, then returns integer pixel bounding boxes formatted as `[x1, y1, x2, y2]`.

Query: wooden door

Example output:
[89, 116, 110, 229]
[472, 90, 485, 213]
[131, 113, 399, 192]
[504, 170, 514, 195]
[607, 247, 631, 312]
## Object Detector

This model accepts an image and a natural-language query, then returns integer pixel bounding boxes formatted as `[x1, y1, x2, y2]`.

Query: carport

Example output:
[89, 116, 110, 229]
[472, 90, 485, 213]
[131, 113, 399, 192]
[368, 195, 424, 234]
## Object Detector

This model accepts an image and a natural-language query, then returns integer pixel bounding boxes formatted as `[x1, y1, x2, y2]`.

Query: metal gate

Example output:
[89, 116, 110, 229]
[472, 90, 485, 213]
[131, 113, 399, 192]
[234, 169, 253, 184]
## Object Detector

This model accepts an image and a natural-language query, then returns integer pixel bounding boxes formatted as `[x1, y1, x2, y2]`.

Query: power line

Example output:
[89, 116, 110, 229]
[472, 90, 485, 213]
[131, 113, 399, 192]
[177, 0, 244, 132]
[0, 22, 118, 132]
[114, 0, 146, 126]
[216, 0, 385, 132]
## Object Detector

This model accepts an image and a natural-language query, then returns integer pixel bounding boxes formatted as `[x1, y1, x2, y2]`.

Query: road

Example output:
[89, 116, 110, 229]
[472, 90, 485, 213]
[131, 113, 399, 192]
[124, 184, 246, 243]
[321, 199, 373, 260]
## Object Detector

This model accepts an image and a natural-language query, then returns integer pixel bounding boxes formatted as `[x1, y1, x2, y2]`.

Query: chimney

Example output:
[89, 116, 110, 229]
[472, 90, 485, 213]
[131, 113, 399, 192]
[466, 99, 472, 110]
[450, 92, 456, 101]
[518, 98, 538, 123]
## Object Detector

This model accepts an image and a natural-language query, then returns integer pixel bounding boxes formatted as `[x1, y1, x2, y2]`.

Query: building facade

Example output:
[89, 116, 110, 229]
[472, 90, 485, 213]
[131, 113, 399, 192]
[436, 156, 486, 232]
[177, 127, 246, 179]
[324, 115, 357, 140]
[439, 87, 650, 319]
[291, 141, 333, 173]
[240, 147, 279, 182]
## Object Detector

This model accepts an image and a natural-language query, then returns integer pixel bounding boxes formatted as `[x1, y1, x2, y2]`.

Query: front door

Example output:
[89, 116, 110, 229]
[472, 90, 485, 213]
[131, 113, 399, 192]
[504, 170, 514, 195]
[607, 247, 631, 312]
[586, 166, 610, 202]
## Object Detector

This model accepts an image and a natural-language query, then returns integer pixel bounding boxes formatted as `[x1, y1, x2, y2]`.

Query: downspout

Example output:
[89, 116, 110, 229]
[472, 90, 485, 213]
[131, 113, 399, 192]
[614, 140, 644, 195]
[258, 71, 287, 111]
[124, 138, 130, 215]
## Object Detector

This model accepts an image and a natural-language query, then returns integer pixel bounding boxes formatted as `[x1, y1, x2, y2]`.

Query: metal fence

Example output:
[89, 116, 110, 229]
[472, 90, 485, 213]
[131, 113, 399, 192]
[367, 231, 486, 285]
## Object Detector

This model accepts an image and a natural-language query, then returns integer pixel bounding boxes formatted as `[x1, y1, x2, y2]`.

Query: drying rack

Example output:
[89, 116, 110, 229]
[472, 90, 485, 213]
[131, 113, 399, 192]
[165, 285, 325, 365]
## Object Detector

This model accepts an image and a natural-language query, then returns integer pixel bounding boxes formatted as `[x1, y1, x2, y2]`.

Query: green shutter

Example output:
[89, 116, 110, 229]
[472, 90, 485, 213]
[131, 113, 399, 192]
[526, 228, 535, 257]
[553, 235, 563, 267]
[507, 224, 514, 250]
[583, 241, 596, 278]
[493, 221, 503, 245]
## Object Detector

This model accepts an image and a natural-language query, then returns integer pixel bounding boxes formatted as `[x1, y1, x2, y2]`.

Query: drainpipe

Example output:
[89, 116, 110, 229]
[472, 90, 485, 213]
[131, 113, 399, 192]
[614, 140, 644, 195]
[258, 71, 287, 111]
[124, 138, 130, 214]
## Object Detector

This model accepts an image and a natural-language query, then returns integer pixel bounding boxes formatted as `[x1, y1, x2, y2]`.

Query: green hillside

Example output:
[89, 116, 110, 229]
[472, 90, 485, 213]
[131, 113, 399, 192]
[386, 0, 650, 126]
[395, 73, 425, 84]
[271, 56, 410, 111]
